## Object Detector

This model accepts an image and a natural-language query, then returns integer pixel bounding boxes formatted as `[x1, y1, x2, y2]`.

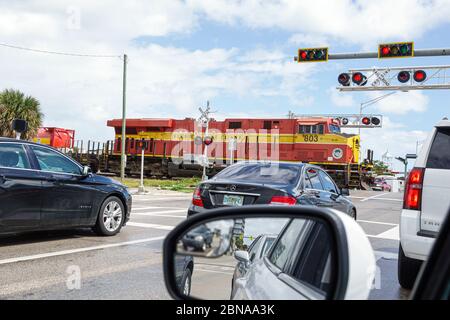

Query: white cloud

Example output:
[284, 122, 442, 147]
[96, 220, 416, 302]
[328, 86, 355, 108]
[188, 0, 450, 48]
[366, 91, 429, 114]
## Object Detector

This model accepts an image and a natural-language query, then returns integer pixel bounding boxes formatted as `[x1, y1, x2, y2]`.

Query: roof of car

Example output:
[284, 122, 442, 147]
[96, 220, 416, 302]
[0, 137, 45, 147]
[233, 160, 305, 167]
[436, 118, 450, 127]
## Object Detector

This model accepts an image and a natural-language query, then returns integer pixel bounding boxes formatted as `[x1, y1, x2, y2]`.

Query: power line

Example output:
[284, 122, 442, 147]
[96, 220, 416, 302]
[0, 42, 122, 59]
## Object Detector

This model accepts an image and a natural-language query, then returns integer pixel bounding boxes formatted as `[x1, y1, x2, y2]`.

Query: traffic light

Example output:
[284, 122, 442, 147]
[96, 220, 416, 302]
[295, 47, 328, 63]
[361, 116, 381, 126]
[338, 73, 351, 86]
[378, 42, 414, 59]
[413, 70, 427, 82]
[352, 72, 367, 86]
[397, 71, 411, 83]
[204, 136, 213, 146]
[137, 140, 147, 149]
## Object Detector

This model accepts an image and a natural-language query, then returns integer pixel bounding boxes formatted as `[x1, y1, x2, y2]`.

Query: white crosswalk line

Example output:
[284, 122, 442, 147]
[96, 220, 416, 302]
[127, 222, 174, 230]
[367, 226, 400, 241]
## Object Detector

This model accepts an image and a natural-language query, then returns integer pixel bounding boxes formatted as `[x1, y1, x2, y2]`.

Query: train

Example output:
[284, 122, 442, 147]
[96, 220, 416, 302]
[32, 127, 75, 149]
[102, 117, 371, 188]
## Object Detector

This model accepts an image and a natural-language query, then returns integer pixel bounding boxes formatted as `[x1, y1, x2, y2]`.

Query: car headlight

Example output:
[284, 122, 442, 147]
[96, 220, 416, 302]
[194, 235, 203, 241]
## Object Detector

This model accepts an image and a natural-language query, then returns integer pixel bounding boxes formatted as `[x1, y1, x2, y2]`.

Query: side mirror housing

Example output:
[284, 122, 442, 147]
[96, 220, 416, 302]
[340, 188, 350, 196]
[163, 205, 375, 300]
[82, 166, 92, 176]
[234, 250, 250, 264]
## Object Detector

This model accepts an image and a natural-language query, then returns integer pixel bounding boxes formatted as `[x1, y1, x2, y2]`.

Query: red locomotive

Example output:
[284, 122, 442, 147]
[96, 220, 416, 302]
[106, 117, 363, 187]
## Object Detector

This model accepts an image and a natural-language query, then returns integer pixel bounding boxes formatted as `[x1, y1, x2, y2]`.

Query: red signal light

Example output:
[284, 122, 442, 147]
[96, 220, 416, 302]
[362, 117, 371, 125]
[300, 50, 307, 60]
[413, 70, 426, 82]
[381, 46, 390, 56]
[204, 136, 213, 146]
[352, 72, 367, 86]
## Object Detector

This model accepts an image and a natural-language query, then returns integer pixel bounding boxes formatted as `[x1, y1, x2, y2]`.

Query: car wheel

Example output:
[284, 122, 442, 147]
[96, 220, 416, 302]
[398, 244, 422, 290]
[181, 268, 192, 296]
[94, 196, 125, 236]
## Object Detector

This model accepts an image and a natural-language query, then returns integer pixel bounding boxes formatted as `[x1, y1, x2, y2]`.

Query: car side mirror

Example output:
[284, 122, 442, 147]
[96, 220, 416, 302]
[340, 188, 350, 196]
[82, 166, 92, 176]
[163, 205, 375, 300]
[234, 250, 250, 264]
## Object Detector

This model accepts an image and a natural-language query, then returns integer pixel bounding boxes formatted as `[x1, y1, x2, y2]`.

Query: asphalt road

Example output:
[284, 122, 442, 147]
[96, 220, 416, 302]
[0, 189, 408, 300]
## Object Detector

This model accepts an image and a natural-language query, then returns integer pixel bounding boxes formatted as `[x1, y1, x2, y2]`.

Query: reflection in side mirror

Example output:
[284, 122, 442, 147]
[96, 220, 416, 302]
[82, 166, 91, 176]
[340, 188, 350, 196]
[164, 206, 376, 300]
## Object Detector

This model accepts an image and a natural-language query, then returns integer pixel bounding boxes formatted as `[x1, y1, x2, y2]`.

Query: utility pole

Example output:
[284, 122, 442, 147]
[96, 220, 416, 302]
[120, 54, 128, 181]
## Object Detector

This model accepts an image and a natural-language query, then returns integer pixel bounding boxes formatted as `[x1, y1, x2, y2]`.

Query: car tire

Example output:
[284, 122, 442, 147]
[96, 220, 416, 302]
[93, 196, 125, 236]
[398, 244, 422, 290]
[181, 268, 192, 296]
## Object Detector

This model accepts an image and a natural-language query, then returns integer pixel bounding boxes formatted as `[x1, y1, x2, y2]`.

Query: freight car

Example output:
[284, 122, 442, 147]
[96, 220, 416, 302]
[104, 117, 368, 188]
[32, 127, 75, 149]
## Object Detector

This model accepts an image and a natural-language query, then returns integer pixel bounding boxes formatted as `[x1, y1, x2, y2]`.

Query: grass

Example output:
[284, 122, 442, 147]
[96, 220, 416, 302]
[113, 177, 201, 193]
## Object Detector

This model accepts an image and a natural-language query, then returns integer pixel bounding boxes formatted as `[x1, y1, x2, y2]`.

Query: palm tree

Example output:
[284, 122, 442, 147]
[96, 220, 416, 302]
[0, 89, 43, 140]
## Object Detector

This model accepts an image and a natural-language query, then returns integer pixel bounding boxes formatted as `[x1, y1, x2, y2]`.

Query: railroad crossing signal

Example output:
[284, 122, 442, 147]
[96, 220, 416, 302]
[337, 65, 450, 92]
[333, 114, 383, 128]
[378, 42, 414, 59]
[294, 47, 328, 63]
[204, 136, 213, 146]
[137, 140, 147, 149]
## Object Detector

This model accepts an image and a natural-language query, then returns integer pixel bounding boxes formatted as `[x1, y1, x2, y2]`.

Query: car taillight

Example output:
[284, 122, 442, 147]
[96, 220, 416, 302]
[403, 167, 424, 210]
[270, 196, 297, 206]
[192, 187, 204, 207]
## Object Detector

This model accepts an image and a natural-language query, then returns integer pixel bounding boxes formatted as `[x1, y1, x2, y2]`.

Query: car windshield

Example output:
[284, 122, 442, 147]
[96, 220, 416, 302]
[213, 163, 301, 186]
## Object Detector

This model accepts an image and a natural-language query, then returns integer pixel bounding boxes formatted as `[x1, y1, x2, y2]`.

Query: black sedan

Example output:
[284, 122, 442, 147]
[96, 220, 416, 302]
[181, 224, 214, 251]
[187, 161, 356, 219]
[0, 138, 131, 236]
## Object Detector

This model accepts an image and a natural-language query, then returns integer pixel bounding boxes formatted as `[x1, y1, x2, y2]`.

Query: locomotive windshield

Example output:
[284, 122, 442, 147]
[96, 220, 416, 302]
[329, 124, 341, 133]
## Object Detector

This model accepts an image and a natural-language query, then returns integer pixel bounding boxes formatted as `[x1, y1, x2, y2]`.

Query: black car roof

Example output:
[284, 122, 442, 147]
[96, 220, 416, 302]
[0, 137, 51, 148]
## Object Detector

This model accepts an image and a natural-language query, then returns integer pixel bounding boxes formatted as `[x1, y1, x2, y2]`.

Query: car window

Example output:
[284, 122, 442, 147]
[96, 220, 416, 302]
[0, 143, 31, 169]
[248, 237, 262, 262]
[31, 145, 81, 174]
[292, 221, 333, 295]
[213, 163, 301, 186]
[260, 237, 276, 258]
[269, 219, 306, 270]
[426, 127, 450, 169]
[319, 170, 338, 193]
[306, 168, 323, 190]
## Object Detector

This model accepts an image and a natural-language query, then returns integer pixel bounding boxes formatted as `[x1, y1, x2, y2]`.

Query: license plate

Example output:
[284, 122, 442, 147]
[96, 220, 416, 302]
[223, 195, 244, 207]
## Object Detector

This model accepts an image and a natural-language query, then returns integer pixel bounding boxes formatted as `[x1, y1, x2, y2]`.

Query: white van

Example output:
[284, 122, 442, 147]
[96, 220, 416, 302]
[399, 118, 450, 289]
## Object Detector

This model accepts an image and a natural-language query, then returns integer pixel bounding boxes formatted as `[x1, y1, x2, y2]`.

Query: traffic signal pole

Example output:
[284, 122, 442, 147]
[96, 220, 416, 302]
[328, 48, 450, 60]
[120, 54, 127, 182]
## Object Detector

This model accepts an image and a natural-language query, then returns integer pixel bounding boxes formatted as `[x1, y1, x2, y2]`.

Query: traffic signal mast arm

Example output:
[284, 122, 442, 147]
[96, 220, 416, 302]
[328, 48, 450, 60]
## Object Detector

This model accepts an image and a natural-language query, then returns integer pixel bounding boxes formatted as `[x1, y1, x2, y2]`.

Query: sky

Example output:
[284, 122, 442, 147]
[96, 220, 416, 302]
[1, 0, 450, 171]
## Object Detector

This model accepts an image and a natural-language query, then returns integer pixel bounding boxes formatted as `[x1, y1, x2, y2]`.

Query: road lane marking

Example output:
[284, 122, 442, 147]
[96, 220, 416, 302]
[0, 236, 165, 266]
[132, 209, 186, 214]
[360, 193, 389, 202]
[133, 213, 186, 218]
[367, 226, 400, 241]
[358, 220, 399, 226]
[132, 206, 186, 210]
[127, 222, 175, 230]
[350, 195, 402, 202]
